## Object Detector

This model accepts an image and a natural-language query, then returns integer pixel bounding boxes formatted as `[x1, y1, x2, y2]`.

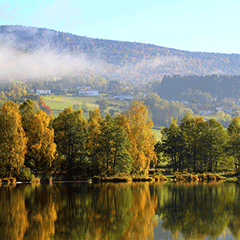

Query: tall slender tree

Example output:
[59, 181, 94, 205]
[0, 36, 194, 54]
[52, 107, 88, 179]
[27, 110, 56, 177]
[161, 119, 184, 171]
[227, 116, 240, 170]
[118, 101, 156, 174]
[93, 114, 132, 176]
[19, 99, 37, 170]
[0, 101, 27, 177]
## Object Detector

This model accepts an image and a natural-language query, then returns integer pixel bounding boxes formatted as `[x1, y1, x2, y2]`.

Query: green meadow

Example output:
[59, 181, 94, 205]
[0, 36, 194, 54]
[43, 94, 99, 118]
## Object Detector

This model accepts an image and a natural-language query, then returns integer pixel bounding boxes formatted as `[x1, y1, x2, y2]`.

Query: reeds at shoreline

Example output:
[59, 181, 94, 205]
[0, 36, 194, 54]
[173, 172, 224, 182]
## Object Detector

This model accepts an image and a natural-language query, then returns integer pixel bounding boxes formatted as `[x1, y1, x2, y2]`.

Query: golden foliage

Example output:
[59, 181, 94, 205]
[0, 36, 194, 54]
[0, 101, 27, 176]
[118, 101, 157, 174]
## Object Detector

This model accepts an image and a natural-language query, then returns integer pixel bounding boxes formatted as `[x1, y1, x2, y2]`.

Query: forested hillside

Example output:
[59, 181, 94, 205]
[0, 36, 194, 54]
[1, 25, 240, 83]
[156, 75, 240, 100]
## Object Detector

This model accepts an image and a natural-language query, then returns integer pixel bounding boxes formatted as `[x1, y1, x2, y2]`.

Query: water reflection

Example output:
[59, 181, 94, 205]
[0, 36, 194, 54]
[54, 183, 158, 240]
[0, 182, 240, 239]
[152, 181, 240, 240]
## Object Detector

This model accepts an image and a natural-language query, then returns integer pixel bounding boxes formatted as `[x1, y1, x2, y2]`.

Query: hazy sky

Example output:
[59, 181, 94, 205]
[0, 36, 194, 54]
[1, 0, 240, 54]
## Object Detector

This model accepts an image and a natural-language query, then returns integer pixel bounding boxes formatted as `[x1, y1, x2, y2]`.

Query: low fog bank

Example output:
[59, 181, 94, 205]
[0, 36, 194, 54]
[0, 46, 108, 81]
[0, 45, 182, 82]
[0, 26, 183, 83]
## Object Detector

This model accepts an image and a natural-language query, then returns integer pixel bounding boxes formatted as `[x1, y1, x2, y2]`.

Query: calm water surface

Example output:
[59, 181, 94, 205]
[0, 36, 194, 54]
[0, 181, 240, 240]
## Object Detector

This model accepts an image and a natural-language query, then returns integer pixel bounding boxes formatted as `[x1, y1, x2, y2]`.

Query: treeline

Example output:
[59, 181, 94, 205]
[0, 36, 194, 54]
[26, 77, 137, 96]
[0, 82, 51, 114]
[155, 113, 240, 172]
[0, 100, 156, 180]
[141, 93, 193, 126]
[157, 74, 240, 101]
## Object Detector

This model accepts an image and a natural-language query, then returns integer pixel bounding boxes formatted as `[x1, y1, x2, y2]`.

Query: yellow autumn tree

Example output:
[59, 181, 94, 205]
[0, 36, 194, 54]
[27, 110, 56, 177]
[117, 101, 157, 174]
[0, 101, 27, 177]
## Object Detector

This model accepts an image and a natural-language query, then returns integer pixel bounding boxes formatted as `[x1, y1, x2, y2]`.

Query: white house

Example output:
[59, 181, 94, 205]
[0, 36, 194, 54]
[78, 90, 99, 96]
[36, 89, 51, 95]
[114, 95, 133, 100]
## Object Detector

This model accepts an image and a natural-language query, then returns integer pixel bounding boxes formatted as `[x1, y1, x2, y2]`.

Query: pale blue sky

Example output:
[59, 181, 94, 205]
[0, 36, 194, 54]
[1, 0, 240, 54]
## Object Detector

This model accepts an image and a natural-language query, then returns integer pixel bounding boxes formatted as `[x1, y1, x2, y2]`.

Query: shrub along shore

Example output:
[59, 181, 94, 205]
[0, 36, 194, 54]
[2, 171, 240, 185]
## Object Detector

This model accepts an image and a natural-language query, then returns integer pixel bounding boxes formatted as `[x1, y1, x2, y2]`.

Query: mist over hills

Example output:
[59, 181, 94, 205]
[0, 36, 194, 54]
[1, 25, 240, 84]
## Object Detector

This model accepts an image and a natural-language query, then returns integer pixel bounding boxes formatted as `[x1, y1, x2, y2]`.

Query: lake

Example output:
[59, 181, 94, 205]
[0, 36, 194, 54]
[0, 181, 239, 240]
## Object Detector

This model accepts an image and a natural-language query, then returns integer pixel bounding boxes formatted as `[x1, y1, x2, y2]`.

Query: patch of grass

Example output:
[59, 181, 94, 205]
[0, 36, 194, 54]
[152, 129, 162, 142]
[43, 94, 129, 117]
[43, 94, 99, 117]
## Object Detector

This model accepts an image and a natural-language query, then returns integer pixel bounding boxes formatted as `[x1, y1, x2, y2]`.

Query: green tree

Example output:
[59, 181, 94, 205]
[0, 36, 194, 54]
[179, 114, 228, 172]
[202, 119, 228, 171]
[180, 113, 205, 172]
[52, 107, 88, 179]
[160, 119, 184, 171]
[98, 99, 109, 113]
[227, 116, 240, 170]
[93, 114, 132, 176]
[86, 109, 103, 176]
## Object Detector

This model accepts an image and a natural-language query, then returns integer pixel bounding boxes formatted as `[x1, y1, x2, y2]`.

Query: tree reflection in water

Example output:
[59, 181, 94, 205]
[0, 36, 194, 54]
[1, 181, 240, 239]
[153, 181, 240, 240]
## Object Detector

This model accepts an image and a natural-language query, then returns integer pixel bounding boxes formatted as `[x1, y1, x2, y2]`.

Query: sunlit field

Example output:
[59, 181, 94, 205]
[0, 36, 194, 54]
[43, 94, 99, 117]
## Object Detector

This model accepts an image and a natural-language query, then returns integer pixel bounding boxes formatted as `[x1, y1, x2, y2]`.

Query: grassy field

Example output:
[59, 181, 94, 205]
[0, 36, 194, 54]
[44, 94, 130, 117]
[43, 94, 99, 117]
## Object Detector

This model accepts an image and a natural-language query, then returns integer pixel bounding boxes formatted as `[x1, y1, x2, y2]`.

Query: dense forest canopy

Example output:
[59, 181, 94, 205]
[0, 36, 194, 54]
[1, 25, 240, 83]
[0, 99, 157, 180]
[157, 74, 240, 101]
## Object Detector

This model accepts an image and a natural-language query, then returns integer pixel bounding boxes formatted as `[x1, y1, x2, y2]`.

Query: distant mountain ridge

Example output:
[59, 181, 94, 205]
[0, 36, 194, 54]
[1, 25, 240, 84]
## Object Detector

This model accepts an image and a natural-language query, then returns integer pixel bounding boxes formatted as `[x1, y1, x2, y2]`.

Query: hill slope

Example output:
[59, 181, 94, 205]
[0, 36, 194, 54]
[1, 25, 240, 84]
